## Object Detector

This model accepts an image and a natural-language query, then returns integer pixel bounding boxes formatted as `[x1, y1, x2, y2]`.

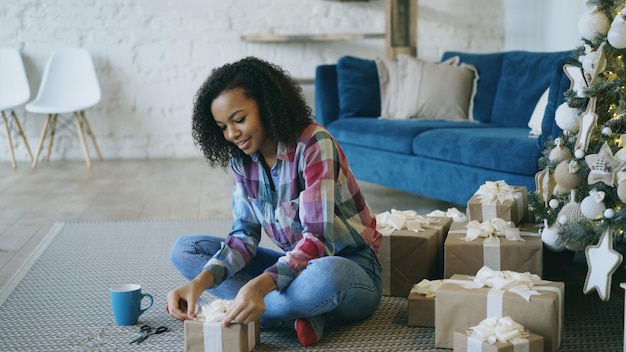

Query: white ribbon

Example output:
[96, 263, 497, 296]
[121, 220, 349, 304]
[196, 299, 231, 322]
[467, 316, 529, 344]
[474, 180, 516, 205]
[462, 218, 524, 242]
[376, 209, 443, 236]
[458, 219, 526, 271]
[410, 279, 443, 298]
[426, 207, 467, 223]
[453, 266, 543, 301]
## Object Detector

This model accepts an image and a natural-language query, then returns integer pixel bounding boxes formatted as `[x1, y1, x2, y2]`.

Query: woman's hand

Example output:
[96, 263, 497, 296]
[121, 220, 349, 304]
[222, 272, 277, 327]
[166, 270, 215, 321]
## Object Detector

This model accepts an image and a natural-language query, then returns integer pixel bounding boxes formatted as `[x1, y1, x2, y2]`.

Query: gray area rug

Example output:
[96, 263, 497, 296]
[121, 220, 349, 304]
[0, 219, 623, 351]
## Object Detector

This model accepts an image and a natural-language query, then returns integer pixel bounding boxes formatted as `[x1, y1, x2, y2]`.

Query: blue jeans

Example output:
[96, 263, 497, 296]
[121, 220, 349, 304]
[170, 234, 382, 328]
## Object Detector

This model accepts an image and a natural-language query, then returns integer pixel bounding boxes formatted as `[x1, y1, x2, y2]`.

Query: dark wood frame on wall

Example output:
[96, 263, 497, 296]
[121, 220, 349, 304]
[386, 0, 417, 59]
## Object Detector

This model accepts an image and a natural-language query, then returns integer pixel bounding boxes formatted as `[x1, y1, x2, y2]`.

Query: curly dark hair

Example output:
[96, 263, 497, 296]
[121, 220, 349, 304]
[191, 56, 314, 167]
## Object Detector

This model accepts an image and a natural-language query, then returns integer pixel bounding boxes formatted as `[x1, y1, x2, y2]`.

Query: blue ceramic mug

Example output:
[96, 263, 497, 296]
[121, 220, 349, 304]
[110, 284, 153, 325]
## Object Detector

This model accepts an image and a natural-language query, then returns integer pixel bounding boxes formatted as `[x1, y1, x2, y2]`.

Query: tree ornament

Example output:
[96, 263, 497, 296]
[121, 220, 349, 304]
[575, 149, 585, 159]
[608, 9, 626, 49]
[601, 126, 612, 136]
[555, 102, 581, 132]
[554, 159, 584, 190]
[578, 5, 611, 41]
[583, 227, 623, 301]
[549, 198, 560, 209]
[574, 98, 598, 152]
[541, 219, 566, 252]
[548, 138, 573, 163]
[604, 208, 615, 218]
[617, 170, 626, 202]
[564, 64, 589, 98]
[580, 189, 606, 219]
[584, 142, 624, 186]
[579, 42, 607, 83]
[535, 168, 555, 207]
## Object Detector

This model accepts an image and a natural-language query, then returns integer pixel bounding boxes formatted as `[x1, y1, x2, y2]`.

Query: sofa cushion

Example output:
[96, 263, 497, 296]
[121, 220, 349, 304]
[327, 118, 485, 155]
[336, 56, 380, 119]
[490, 51, 571, 127]
[376, 54, 478, 121]
[441, 51, 504, 123]
[412, 127, 541, 175]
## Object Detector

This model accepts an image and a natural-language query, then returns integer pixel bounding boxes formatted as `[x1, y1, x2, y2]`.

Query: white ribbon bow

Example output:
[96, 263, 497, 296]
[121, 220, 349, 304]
[462, 266, 542, 301]
[426, 207, 467, 223]
[195, 299, 232, 322]
[462, 218, 524, 242]
[376, 209, 442, 236]
[589, 189, 606, 203]
[474, 180, 516, 204]
[467, 316, 529, 344]
[410, 279, 443, 298]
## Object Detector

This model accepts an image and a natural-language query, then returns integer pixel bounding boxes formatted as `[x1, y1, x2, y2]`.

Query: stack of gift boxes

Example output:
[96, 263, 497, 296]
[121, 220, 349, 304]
[183, 179, 563, 351]
[387, 180, 564, 352]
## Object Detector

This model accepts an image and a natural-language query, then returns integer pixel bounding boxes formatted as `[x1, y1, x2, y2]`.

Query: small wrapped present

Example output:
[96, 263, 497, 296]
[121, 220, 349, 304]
[184, 299, 260, 352]
[467, 181, 528, 225]
[444, 220, 542, 278]
[453, 317, 544, 352]
[435, 267, 564, 352]
[407, 279, 442, 327]
[377, 210, 452, 296]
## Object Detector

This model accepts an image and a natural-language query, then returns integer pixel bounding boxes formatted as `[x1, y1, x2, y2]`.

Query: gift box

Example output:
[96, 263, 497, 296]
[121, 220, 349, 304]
[453, 330, 544, 352]
[184, 320, 259, 352]
[467, 181, 528, 225]
[377, 210, 452, 297]
[435, 269, 564, 352]
[407, 279, 441, 327]
[184, 299, 260, 352]
[444, 221, 542, 278]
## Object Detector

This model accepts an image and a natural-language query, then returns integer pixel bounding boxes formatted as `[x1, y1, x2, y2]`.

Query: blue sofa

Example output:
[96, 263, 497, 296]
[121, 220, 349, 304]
[314, 50, 573, 205]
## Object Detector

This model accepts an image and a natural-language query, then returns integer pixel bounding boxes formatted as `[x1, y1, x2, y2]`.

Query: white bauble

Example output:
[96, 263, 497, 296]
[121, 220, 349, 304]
[555, 103, 580, 132]
[578, 6, 611, 41]
[580, 194, 606, 219]
[608, 14, 626, 49]
[548, 144, 572, 163]
[618, 179, 626, 203]
[541, 220, 566, 252]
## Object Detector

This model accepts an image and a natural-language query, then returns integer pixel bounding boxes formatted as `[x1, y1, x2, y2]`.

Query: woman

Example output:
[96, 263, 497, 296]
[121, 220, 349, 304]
[166, 56, 382, 347]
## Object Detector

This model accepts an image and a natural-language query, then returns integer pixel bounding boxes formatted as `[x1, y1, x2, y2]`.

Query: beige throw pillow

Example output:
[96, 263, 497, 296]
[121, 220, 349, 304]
[394, 53, 478, 121]
[528, 87, 550, 136]
[375, 57, 400, 119]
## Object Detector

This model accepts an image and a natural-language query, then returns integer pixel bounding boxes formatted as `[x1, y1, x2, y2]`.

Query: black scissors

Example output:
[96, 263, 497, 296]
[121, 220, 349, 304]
[129, 324, 168, 344]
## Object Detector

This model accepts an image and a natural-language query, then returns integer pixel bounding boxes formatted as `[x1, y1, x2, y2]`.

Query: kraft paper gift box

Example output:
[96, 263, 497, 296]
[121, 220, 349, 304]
[184, 320, 260, 352]
[466, 181, 528, 225]
[376, 210, 452, 297]
[407, 279, 442, 327]
[444, 221, 542, 278]
[185, 299, 260, 352]
[453, 316, 544, 352]
[435, 268, 564, 352]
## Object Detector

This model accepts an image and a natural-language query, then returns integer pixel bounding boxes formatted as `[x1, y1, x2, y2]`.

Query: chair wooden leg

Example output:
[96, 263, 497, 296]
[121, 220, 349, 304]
[73, 112, 92, 168]
[32, 114, 52, 169]
[11, 110, 34, 163]
[45, 114, 58, 163]
[80, 111, 102, 161]
[2, 111, 17, 169]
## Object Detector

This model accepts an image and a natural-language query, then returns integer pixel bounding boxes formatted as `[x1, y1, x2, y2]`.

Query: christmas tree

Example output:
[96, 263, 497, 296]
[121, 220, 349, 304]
[529, 0, 626, 300]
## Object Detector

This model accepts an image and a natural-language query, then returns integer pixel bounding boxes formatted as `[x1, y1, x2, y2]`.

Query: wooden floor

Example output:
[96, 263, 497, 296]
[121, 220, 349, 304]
[0, 158, 458, 297]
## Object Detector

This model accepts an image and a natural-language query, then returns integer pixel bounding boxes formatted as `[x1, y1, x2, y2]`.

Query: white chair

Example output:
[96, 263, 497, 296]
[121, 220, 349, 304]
[26, 47, 103, 168]
[0, 48, 34, 169]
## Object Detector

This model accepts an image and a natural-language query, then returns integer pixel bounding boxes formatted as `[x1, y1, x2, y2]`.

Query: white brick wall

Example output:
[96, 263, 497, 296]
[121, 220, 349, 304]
[1, 0, 505, 162]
